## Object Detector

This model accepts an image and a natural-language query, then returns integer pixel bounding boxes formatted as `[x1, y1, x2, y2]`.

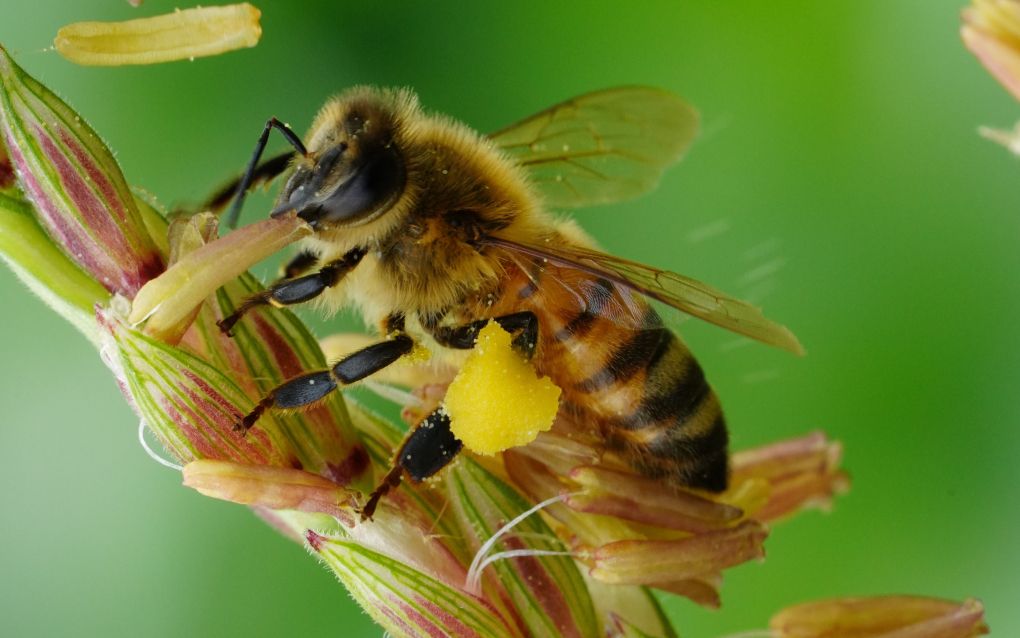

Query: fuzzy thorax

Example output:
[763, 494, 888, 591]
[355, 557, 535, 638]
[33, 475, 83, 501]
[286, 86, 551, 321]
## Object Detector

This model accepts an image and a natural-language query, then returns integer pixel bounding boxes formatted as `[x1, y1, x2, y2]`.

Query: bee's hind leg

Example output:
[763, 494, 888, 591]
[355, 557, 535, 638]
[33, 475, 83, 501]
[360, 407, 462, 521]
[217, 246, 366, 335]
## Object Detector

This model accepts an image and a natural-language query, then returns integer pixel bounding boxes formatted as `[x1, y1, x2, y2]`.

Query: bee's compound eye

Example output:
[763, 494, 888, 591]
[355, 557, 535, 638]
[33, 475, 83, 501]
[272, 141, 404, 225]
[316, 145, 406, 224]
[281, 166, 311, 200]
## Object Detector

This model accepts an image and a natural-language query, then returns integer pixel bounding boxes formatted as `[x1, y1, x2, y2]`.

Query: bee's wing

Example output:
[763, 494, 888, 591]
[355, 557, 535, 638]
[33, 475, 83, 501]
[489, 87, 698, 209]
[484, 236, 805, 355]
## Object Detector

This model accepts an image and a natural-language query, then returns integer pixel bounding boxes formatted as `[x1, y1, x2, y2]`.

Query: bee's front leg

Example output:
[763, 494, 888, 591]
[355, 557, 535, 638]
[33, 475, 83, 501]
[236, 323, 412, 431]
[425, 311, 539, 359]
[278, 249, 321, 280]
[360, 407, 461, 521]
[217, 246, 366, 335]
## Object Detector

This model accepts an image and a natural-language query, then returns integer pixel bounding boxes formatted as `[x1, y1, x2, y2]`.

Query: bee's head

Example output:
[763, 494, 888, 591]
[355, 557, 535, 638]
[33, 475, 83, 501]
[271, 89, 410, 229]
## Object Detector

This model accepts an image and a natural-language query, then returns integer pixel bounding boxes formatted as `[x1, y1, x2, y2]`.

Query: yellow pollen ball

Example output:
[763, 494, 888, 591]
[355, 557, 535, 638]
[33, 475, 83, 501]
[443, 321, 561, 456]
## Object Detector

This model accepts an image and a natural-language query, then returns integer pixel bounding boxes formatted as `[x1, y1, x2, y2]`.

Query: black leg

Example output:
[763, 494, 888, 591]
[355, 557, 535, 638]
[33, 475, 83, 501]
[279, 249, 320, 280]
[360, 407, 462, 521]
[237, 331, 414, 431]
[218, 247, 366, 335]
[424, 311, 539, 358]
[203, 150, 295, 214]
[359, 311, 539, 520]
[226, 117, 309, 229]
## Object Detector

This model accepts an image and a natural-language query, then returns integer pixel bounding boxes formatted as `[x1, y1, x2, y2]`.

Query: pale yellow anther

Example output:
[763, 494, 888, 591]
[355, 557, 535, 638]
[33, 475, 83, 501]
[55, 3, 262, 66]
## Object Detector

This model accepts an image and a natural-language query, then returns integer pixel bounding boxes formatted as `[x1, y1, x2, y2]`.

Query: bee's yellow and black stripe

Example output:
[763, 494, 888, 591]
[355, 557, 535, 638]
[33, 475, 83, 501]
[519, 267, 729, 492]
[551, 277, 616, 341]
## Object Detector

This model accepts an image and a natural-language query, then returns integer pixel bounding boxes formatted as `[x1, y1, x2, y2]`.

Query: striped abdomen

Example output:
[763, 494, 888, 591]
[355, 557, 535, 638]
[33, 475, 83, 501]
[510, 263, 729, 492]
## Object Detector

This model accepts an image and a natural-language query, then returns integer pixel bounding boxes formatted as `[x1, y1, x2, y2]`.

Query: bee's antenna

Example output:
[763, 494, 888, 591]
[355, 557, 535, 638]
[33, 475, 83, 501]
[226, 117, 308, 229]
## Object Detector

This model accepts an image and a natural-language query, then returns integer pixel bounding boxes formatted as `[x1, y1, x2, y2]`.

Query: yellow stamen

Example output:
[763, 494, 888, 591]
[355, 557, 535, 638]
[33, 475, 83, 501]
[55, 3, 262, 66]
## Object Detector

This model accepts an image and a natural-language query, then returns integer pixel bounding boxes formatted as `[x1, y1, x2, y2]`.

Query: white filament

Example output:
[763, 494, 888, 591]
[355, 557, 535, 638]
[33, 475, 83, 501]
[466, 549, 577, 594]
[137, 419, 183, 471]
[464, 491, 578, 594]
[361, 379, 423, 407]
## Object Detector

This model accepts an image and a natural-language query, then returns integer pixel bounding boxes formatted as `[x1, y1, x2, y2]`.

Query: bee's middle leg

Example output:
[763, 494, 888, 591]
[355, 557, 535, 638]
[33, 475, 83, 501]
[237, 328, 413, 431]
[218, 246, 366, 335]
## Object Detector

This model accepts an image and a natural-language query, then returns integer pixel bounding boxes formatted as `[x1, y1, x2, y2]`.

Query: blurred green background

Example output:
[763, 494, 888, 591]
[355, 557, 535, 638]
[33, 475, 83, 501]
[1, 1, 1018, 636]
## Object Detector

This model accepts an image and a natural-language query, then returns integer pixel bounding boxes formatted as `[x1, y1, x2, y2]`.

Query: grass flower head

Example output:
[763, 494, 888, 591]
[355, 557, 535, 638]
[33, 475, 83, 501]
[0, 43, 989, 638]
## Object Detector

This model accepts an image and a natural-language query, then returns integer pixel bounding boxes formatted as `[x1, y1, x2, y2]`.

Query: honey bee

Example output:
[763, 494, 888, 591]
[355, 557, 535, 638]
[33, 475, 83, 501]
[212, 86, 803, 519]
